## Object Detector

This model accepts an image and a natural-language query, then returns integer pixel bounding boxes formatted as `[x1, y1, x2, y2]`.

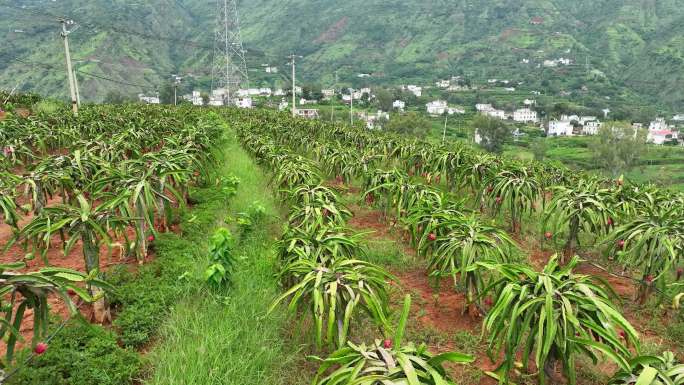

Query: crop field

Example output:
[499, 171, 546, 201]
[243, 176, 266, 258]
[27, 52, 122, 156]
[0, 97, 683, 385]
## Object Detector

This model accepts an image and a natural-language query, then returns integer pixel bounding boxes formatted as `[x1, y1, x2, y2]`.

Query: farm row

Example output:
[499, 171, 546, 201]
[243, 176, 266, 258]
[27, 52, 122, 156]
[228, 108, 684, 384]
[0, 104, 226, 379]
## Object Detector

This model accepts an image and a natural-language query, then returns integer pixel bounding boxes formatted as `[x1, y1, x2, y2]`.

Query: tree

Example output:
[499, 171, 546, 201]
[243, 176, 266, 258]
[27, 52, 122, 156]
[103, 90, 132, 104]
[544, 180, 614, 261]
[384, 112, 431, 138]
[373, 88, 394, 111]
[159, 83, 175, 105]
[473, 115, 510, 154]
[310, 295, 474, 385]
[530, 137, 549, 161]
[589, 122, 647, 177]
[482, 256, 639, 385]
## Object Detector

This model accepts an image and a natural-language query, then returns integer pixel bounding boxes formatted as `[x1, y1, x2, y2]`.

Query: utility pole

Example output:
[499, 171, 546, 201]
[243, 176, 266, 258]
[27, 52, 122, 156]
[73, 70, 81, 107]
[59, 18, 79, 116]
[289, 54, 301, 117]
[172, 75, 182, 106]
[442, 114, 448, 143]
[290, 54, 296, 117]
[331, 70, 338, 122]
[349, 88, 354, 126]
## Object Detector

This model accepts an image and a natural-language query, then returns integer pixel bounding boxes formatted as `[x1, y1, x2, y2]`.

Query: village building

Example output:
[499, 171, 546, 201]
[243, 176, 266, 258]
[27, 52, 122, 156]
[406, 85, 422, 97]
[513, 108, 538, 123]
[191, 91, 203, 106]
[426, 100, 448, 115]
[296, 109, 319, 119]
[234, 97, 253, 109]
[435, 80, 450, 88]
[649, 118, 669, 132]
[392, 100, 406, 111]
[647, 130, 678, 145]
[548, 120, 574, 136]
[321, 89, 335, 99]
[138, 94, 160, 104]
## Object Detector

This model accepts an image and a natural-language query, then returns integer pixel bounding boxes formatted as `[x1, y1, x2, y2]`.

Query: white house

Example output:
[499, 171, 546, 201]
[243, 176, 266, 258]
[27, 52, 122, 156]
[406, 85, 422, 97]
[649, 118, 669, 132]
[278, 100, 289, 111]
[583, 120, 602, 135]
[265, 66, 278, 73]
[259, 88, 273, 96]
[359, 87, 372, 96]
[548, 120, 574, 136]
[436, 80, 450, 88]
[476, 103, 494, 112]
[234, 97, 253, 109]
[138, 94, 160, 104]
[208, 95, 224, 106]
[447, 107, 465, 115]
[299, 98, 318, 105]
[647, 130, 678, 145]
[191, 91, 203, 106]
[274, 89, 285, 96]
[673, 114, 684, 122]
[321, 89, 335, 99]
[448, 84, 469, 92]
[392, 100, 406, 111]
[296, 109, 319, 119]
[426, 100, 448, 115]
[504, 87, 516, 92]
[485, 109, 506, 119]
[523, 99, 536, 106]
[513, 108, 538, 123]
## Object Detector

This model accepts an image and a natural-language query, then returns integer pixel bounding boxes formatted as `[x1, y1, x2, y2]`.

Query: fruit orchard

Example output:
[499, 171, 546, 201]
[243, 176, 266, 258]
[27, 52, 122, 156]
[0, 99, 683, 385]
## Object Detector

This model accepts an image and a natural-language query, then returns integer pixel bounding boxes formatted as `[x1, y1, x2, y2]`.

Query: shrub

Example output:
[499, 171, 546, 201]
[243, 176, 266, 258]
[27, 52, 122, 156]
[6, 319, 141, 385]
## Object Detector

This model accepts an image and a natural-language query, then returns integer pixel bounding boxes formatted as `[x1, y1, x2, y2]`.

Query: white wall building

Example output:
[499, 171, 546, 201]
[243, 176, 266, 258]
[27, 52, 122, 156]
[647, 130, 678, 145]
[321, 89, 335, 99]
[513, 108, 538, 123]
[138, 94, 160, 104]
[436, 80, 450, 88]
[278, 99, 289, 111]
[234, 97, 253, 109]
[548, 120, 574, 136]
[274, 89, 285, 96]
[649, 118, 669, 132]
[190, 91, 203, 106]
[296, 109, 319, 119]
[406, 85, 422, 97]
[393, 100, 406, 111]
[583, 120, 602, 135]
[485, 109, 506, 119]
[476, 103, 494, 112]
[426, 100, 448, 115]
[447, 107, 465, 115]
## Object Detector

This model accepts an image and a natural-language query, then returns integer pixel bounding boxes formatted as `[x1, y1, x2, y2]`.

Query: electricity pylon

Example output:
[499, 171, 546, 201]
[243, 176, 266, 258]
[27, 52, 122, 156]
[210, 0, 249, 104]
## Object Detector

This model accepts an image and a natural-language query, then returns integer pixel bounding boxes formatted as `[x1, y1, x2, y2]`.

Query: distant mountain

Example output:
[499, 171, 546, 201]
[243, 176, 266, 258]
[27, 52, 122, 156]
[2, 0, 684, 113]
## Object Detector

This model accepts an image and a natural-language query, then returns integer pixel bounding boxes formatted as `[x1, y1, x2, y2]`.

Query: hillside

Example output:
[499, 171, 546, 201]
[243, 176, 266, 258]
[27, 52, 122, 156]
[2, 0, 684, 112]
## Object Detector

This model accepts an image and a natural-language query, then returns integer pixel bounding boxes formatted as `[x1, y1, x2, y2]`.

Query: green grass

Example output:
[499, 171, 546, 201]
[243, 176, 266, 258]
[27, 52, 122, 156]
[144, 130, 307, 385]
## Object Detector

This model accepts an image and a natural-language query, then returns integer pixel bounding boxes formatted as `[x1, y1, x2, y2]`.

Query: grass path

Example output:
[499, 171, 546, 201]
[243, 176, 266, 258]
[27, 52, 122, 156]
[145, 130, 306, 385]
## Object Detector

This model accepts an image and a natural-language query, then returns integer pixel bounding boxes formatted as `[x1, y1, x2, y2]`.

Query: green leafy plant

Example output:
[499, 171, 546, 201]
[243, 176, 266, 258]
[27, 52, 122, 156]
[481, 255, 639, 385]
[426, 215, 518, 315]
[608, 351, 684, 385]
[0, 262, 111, 365]
[604, 206, 684, 303]
[204, 228, 236, 288]
[269, 257, 393, 349]
[310, 295, 474, 385]
[544, 180, 614, 260]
